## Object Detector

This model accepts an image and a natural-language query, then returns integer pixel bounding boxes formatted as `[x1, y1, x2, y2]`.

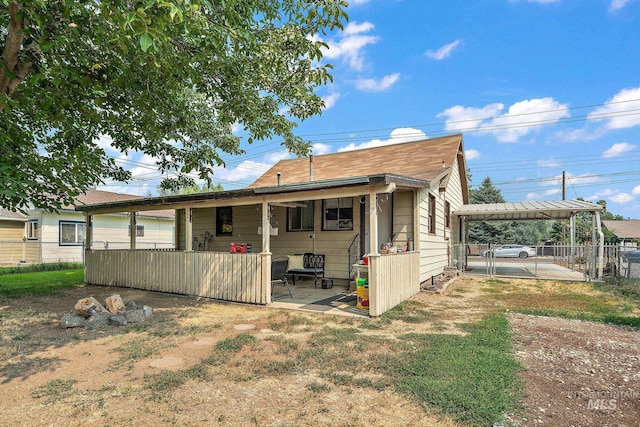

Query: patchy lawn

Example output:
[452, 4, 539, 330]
[0, 273, 639, 426]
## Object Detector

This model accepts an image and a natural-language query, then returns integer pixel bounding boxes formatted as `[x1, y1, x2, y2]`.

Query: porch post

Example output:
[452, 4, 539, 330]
[262, 199, 271, 254]
[129, 212, 136, 250]
[185, 208, 193, 252]
[460, 215, 466, 273]
[369, 188, 379, 256]
[261, 198, 272, 304]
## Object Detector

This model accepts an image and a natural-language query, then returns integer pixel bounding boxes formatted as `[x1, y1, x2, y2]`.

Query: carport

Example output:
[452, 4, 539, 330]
[452, 200, 605, 280]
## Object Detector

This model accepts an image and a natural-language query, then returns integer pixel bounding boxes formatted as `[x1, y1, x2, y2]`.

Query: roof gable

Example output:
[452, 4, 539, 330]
[250, 134, 464, 189]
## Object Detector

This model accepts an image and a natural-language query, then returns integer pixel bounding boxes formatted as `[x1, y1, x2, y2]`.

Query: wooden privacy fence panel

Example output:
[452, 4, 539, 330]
[85, 250, 269, 304]
[369, 251, 420, 317]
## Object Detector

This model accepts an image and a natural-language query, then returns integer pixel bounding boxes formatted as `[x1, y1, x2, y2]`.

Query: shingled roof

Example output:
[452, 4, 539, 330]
[249, 134, 467, 198]
[603, 220, 640, 239]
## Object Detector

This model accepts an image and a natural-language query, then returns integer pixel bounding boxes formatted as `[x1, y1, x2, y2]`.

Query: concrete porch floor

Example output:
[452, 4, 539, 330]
[270, 277, 368, 318]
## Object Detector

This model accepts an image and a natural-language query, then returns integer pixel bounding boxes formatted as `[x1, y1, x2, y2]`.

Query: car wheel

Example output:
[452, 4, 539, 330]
[519, 251, 528, 258]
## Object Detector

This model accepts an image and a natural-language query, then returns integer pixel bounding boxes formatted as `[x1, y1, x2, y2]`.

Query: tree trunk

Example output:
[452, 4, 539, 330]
[1, 2, 31, 98]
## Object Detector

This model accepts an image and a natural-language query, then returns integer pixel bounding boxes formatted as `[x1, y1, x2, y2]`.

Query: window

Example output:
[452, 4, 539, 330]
[26, 220, 38, 240]
[445, 201, 451, 229]
[128, 225, 145, 237]
[59, 221, 86, 246]
[287, 201, 314, 231]
[323, 198, 353, 231]
[428, 194, 436, 234]
[216, 206, 233, 236]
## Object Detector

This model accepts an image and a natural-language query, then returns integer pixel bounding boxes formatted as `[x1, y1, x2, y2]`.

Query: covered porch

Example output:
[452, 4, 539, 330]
[79, 175, 423, 317]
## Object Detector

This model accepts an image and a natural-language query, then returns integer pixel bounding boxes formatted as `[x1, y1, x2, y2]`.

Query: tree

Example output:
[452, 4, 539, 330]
[468, 176, 551, 245]
[1, 1, 348, 212]
[158, 182, 223, 196]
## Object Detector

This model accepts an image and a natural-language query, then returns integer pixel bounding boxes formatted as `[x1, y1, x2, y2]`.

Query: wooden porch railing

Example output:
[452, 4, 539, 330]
[369, 251, 420, 317]
[85, 250, 270, 304]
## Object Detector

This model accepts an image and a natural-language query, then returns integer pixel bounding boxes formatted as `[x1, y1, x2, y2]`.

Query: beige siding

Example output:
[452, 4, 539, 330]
[369, 251, 420, 317]
[85, 250, 269, 304]
[392, 191, 414, 249]
[270, 200, 361, 279]
[0, 222, 24, 241]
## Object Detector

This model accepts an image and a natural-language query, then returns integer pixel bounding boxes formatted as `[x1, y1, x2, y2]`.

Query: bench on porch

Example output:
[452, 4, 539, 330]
[288, 253, 325, 287]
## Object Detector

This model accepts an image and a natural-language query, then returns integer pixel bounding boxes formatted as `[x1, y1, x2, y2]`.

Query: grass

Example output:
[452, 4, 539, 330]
[483, 279, 640, 328]
[0, 269, 84, 298]
[0, 262, 83, 275]
[383, 313, 522, 426]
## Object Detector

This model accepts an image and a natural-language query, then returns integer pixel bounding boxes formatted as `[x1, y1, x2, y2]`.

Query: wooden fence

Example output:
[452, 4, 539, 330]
[85, 250, 270, 304]
[369, 251, 420, 317]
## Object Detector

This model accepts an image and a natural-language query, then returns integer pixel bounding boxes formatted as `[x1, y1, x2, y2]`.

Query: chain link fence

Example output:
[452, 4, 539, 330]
[0, 241, 175, 266]
[452, 243, 638, 282]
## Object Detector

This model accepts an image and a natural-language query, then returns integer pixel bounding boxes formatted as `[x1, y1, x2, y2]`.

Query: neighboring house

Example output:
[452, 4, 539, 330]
[0, 190, 175, 265]
[77, 134, 468, 316]
[602, 220, 640, 248]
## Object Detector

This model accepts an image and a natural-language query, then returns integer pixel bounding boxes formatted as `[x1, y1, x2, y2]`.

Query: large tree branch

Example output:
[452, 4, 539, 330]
[1, 2, 28, 97]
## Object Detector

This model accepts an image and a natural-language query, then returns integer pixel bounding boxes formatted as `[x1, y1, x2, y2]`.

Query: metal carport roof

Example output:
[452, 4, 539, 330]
[453, 200, 604, 222]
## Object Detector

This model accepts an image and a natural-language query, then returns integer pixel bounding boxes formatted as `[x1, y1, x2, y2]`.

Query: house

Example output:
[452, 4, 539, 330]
[77, 134, 468, 316]
[0, 190, 175, 265]
[602, 220, 640, 248]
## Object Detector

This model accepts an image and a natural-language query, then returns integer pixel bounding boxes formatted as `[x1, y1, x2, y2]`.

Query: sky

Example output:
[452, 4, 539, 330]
[98, 0, 640, 219]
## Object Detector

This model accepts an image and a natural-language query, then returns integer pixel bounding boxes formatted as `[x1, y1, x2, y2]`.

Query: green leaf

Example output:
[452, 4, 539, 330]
[139, 33, 153, 52]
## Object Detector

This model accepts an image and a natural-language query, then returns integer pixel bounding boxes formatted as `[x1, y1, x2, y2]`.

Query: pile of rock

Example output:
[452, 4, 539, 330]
[61, 294, 152, 329]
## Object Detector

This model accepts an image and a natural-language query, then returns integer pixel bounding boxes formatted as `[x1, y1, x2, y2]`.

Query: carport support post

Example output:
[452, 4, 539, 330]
[596, 210, 603, 279]
[84, 213, 92, 251]
[368, 188, 379, 317]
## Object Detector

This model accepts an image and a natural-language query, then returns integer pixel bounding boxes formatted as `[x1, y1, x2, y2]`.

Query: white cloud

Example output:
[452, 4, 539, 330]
[312, 143, 332, 155]
[438, 103, 504, 132]
[355, 73, 400, 92]
[465, 149, 481, 160]
[343, 21, 375, 36]
[603, 142, 636, 158]
[537, 158, 561, 168]
[437, 97, 569, 142]
[426, 40, 461, 60]
[609, 0, 631, 13]
[633, 185, 640, 195]
[490, 98, 570, 142]
[610, 192, 635, 203]
[231, 123, 243, 134]
[553, 125, 607, 143]
[338, 127, 426, 152]
[588, 86, 640, 129]
[322, 93, 341, 110]
[319, 21, 379, 71]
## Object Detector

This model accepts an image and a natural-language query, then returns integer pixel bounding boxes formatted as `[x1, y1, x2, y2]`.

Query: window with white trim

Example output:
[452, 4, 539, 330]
[323, 198, 353, 231]
[128, 225, 145, 237]
[59, 221, 86, 246]
[428, 194, 436, 234]
[26, 219, 38, 240]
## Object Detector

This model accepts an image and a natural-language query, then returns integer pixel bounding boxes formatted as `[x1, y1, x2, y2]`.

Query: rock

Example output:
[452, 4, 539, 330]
[108, 314, 127, 326]
[75, 297, 109, 319]
[61, 313, 86, 328]
[142, 305, 153, 319]
[85, 312, 111, 330]
[105, 294, 126, 315]
[125, 308, 146, 323]
[125, 300, 142, 311]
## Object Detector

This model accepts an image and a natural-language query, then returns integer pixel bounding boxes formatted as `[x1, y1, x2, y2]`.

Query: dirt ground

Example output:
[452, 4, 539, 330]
[0, 278, 639, 426]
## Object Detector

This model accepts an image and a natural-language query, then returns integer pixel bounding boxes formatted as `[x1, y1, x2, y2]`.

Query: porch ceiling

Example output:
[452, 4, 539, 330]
[453, 200, 604, 222]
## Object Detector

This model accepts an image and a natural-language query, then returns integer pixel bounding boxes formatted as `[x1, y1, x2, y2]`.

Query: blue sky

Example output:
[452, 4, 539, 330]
[99, 0, 640, 219]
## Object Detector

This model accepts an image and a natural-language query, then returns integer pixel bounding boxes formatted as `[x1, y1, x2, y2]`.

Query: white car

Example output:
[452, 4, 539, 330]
[481, 245, 537, 258]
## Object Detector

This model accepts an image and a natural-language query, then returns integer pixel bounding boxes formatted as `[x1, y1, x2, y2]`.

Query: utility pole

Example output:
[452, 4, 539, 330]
[562, 171, 566, 258]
